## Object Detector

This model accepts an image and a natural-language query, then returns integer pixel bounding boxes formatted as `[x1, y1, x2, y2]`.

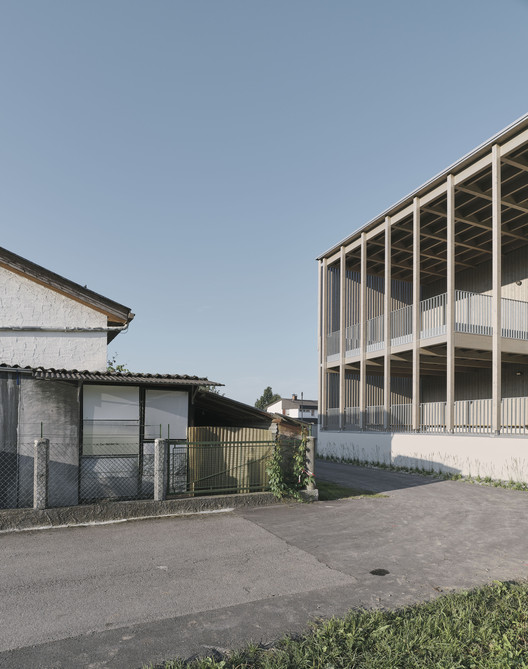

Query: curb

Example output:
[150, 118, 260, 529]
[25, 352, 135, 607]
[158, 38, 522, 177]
[0, 491, 281, 533]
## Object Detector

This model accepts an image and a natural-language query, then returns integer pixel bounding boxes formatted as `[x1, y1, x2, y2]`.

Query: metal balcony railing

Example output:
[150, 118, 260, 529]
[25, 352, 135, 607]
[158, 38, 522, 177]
[323, 397, 528, 435]
[390, 403, 412, 431]
[501, 397, 528, 435]
[328, 291, 528, 359]
[345, 323, 360, 356]
[344, 406, 360, 429]
[391, 305, 413, 346]
[367, 315, 384, 352]
[326, 330, 340, 362]
[502, 298, 528, 341]
[420, 294, 447, 338]
[419, 401, 446, 433]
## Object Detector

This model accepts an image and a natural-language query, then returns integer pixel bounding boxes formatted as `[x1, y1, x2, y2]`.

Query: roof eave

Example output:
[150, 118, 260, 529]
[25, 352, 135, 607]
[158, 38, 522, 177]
[0, 247, 133, 325]
[317, 111, 528, 261]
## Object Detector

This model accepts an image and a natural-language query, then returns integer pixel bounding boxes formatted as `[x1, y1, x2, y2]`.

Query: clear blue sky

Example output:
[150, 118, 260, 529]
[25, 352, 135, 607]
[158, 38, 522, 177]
[1, 0, 528, 405]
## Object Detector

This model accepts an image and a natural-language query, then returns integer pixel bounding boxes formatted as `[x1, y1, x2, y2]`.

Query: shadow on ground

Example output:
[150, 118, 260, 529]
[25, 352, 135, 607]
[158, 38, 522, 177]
[315, 458, 452, 493]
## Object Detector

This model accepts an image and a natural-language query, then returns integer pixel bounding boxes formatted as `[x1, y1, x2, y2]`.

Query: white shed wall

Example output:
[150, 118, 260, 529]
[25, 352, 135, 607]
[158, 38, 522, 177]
[0, 266, 108, 370]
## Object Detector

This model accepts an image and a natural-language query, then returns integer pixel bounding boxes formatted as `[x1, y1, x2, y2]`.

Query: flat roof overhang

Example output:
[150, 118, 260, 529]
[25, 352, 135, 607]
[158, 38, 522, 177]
[318, 112, 528, 280]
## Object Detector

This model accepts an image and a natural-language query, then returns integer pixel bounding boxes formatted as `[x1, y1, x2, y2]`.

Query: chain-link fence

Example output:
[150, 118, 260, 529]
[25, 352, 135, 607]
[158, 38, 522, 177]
[1, 430, 309, 510]
[0, 438, 158, 509]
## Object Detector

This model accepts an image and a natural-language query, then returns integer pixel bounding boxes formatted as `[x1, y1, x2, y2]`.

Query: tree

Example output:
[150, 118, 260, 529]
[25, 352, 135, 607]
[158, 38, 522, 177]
[198, 384, 225, 396]
[255, 386, 281, 410]
[107, 353, 130, 373]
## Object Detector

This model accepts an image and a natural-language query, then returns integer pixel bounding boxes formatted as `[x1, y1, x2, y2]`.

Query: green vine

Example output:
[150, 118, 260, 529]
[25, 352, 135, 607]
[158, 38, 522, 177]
[266, 428, 314, 500]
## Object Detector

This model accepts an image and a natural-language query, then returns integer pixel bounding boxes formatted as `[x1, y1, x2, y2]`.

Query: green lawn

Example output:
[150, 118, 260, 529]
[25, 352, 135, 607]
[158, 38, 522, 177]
[316, 479, 384, 501]
[146, 581, 528, 668]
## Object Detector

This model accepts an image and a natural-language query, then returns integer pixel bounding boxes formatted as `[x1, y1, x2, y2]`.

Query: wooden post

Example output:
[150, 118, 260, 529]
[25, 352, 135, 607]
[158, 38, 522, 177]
[446, 174, 455, 432]
[339, 246, 346, 429]
[412, 198, 420, 431]
[492, 144, 502, 435]
[383, 216, 391, 430]
[321, 258, 328, 429]
[359, 233, 367, 429]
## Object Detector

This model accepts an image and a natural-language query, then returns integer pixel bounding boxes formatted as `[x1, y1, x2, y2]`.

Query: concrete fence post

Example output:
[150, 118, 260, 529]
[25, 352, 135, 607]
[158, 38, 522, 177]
[34, 438, 50, 510]
[154, 439, 169, 501]
[306, 437, 316, 491]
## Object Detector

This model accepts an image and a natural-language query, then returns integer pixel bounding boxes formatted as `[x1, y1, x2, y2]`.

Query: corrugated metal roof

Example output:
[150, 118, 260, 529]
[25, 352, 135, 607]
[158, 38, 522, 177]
[0, 364, 222, 386]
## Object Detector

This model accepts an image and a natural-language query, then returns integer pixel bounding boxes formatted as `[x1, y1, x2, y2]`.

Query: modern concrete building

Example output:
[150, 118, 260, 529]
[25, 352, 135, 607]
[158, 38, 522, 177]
[317, 113, 528, 481]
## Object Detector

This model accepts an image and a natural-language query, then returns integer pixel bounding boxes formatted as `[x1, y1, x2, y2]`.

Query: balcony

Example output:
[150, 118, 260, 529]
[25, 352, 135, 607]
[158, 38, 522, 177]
[324, 396, 528, 435]
[326, 291, 528, 361]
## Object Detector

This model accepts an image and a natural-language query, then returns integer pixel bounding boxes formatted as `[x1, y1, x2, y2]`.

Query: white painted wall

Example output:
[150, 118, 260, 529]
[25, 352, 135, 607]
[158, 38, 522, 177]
[318, 430, 528, 482]
[266, 400, 318, 419]
[0, 266, 108, 370]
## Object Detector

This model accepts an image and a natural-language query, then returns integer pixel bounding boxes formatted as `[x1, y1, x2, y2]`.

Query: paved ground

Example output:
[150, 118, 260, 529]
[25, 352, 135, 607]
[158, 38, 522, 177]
[1, 461, 528, 668]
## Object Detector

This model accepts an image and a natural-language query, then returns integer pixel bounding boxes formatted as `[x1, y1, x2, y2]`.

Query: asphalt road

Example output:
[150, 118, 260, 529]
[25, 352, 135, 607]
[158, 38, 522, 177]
[1, 461, 528, 668]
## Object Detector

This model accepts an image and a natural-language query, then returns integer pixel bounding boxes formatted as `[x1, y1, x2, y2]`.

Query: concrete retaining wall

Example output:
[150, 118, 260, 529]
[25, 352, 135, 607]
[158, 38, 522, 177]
[318, 430, 528, 482]
[0, 491, 280, 532]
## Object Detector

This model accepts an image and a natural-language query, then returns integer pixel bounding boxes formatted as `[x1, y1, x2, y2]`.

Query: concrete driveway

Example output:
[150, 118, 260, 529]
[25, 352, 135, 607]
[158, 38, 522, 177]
[1, 460, 528, 668]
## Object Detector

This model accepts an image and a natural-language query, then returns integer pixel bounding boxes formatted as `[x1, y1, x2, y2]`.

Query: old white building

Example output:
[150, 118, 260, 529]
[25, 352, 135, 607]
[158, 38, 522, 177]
[317, 113, 528, 481]
[0, 246, 133, 370]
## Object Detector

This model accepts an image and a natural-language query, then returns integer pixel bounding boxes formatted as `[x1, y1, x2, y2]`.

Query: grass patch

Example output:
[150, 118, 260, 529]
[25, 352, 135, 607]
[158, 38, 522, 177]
[316, 479, 383, 501]
[146, 581, 528, 668]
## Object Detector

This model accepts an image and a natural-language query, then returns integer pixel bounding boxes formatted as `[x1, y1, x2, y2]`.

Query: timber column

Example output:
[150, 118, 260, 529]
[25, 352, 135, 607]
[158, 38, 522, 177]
[412, 198, 421, 431]
[492, 144, 502, 435]
[446, 174, 455, 432]
[321, 258, 328, 430]
[359, 233, 367, 429]
[383, 216, 391, 430]
[339, 246, 346, 429]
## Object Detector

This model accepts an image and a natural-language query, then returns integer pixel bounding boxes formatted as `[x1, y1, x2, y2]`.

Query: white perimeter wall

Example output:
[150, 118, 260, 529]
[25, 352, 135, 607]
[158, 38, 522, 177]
[0, 266, 108, 370]
[318, 430, 528, 482]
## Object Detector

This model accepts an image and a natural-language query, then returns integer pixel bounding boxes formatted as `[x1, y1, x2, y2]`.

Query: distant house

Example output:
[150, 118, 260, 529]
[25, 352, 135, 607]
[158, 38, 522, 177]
[266, 394, 318, 425]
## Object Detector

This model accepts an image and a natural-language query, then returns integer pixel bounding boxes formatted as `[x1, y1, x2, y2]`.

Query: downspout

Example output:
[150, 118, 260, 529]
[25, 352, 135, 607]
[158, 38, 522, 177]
[0, 324, 129, 333]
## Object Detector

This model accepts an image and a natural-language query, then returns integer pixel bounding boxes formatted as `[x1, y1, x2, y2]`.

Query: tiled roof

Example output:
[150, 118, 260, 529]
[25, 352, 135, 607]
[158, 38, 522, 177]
[268, 398, 318, 410]
[0, 364, 222, 387]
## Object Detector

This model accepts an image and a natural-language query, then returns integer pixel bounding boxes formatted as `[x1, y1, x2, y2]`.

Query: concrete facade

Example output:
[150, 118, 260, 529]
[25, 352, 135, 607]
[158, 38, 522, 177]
[0, 266, 108, 371]
[17, 376, 80, 508]
[317, 430, 528, 481]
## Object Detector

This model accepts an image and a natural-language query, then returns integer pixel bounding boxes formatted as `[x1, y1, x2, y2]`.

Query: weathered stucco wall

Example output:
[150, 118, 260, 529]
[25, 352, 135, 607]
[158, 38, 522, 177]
[17, 377, 80, 507]
[318, 430, 528, 482]
[0, 266, 108, 370]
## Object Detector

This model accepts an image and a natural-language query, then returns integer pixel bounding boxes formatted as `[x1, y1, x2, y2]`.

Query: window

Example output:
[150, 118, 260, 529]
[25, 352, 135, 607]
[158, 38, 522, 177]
[144, 389, 188, 440]
[82, 385, 190, 455]
[82, 386, 140, 455]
